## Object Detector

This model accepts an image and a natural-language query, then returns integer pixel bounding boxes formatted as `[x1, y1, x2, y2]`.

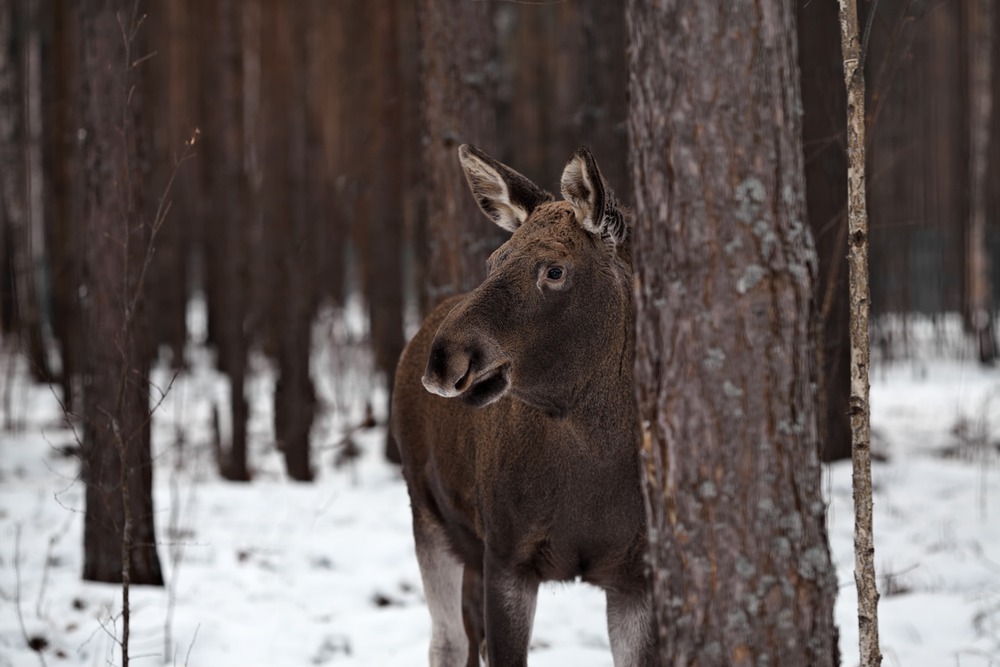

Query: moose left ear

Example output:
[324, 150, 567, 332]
[459, 144, 553, 233]
[560, 147, 628, 247]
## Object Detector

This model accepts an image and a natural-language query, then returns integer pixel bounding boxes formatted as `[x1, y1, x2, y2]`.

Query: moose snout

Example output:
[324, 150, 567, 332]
[421, 334, 513, 406]
[421, 341, 476, 398]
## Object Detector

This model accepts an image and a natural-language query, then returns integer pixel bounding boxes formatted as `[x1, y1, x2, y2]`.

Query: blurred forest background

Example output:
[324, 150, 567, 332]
[0, 0, 999, 578]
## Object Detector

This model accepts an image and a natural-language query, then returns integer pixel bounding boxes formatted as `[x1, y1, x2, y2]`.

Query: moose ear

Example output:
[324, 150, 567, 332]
[459, 144, 553, 233]
[560, 147, 628, 247]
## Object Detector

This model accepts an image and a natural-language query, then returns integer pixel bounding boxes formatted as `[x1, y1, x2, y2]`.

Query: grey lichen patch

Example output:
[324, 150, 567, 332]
[810, 501, 826, 518]
[724, 235, 743, 255]
[698, 481, 718, 500]
[756, 497, 777, 517]
[736, 264, 766, 294]
[777, 608, 797, 637]
[734, 176, 767, 224]
[773, 536, 792, 560]
[782, 184, 796, 206]
[703, 641, 724, 662]
[703, 347, 726, 372]
[753, 219, 778, 260]
[735, 556, 756, 579]
[722, 381, 744, 398]
[797, 546, 830, 581]
[725, 608, 750, 636]
[780, 512, 803, 542]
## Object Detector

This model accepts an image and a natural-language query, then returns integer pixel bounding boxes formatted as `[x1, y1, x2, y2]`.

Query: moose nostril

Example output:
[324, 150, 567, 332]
[422, 342, 474, 398]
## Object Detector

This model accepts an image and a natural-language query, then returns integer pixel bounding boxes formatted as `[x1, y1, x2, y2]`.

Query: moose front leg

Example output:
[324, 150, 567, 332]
[483, 553, 539, 667]
[606, 589, 656, 667]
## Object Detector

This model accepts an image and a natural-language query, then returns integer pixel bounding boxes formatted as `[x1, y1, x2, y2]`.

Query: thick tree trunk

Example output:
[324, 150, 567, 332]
[78, 0, 163, 587]
[417, 0, 500, 308]
[839, 1, 882, 665]
[628, 1, 838, 663]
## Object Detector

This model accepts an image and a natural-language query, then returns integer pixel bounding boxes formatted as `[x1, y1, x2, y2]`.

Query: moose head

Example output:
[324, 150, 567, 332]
[421, 144, 632, 419]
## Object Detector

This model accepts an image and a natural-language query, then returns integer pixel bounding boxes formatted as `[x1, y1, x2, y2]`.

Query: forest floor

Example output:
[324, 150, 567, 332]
[1, 310, 999, 667]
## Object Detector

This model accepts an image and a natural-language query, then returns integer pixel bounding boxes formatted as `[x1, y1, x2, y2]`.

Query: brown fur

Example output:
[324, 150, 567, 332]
[392, 146, 654, 666]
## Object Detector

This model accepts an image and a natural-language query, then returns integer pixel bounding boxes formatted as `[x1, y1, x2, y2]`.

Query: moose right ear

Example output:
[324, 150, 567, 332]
[459, 144, 553, 233]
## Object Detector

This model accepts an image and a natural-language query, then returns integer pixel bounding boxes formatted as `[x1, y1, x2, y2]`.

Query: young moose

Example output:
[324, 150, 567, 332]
[392, 145, 654, 666]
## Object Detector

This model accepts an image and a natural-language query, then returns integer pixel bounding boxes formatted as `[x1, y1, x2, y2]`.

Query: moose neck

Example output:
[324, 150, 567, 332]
[514, 284, 635, 444]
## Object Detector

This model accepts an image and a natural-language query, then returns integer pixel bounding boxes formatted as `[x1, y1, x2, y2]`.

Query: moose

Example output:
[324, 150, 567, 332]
[392, 145, 654, 666]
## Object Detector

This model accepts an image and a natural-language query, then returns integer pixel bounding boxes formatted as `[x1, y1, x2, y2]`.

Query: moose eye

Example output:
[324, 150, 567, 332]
[546, 267, 563, 281]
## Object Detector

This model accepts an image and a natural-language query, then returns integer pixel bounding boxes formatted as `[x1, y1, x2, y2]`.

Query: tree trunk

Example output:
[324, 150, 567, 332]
[0, 0, 50, 380]
[628, 1, 838, 663]
[839, 1, 882, 664]
[964, 0, 997, 363]
[144, 0, 196, 368]
[43, 0, 81, 410]
[0, 0, 24, 337]
[213, 0, 251, 481]
[78, 0, 163, 587]
[798, 0, 852, 462]
[261, 0, 316, 482]
[356, 1, 406, 463]
[417, 0, 500, 309]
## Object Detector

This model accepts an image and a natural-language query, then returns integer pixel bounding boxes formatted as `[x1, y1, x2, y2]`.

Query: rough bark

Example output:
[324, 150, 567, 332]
[78, 0, 163, 587]
[417, 0, 500, 309]
[628, 1, 838, 663]
[798, 0, 852, 462]
[838, 0, 882, 664]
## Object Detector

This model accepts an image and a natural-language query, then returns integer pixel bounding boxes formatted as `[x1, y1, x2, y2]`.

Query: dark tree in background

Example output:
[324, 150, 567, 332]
[43, 0, 81, 411]
[210, 0, 253, 481]
[797, 0, 851, 461]
[261, 0, 319, 482]
[354, 0, 406, 463]
[417, 0, 501, 310]
[963, 0, 997, 363]
[495, 1, 627, 195]
[0, 0, 24, 337]
[77, 0, 163, 585]
[0, 0, 50, 381]
[144, 0, 196, 367]
[628, 1, 838, 662]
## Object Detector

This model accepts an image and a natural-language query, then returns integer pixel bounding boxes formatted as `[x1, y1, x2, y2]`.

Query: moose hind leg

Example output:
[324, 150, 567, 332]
[414, 514, 468, 667]
[606, 589, 655, 667]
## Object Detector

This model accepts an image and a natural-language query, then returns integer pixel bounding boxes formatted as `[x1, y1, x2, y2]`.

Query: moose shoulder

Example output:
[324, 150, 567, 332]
[392, 145, 654, 667]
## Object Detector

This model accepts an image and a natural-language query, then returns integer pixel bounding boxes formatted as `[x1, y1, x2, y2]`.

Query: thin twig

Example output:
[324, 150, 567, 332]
[838, 0, 883, 664]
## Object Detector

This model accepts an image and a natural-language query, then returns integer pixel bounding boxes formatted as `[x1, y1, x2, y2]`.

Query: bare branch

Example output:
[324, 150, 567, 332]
[838, 0, 882, 664]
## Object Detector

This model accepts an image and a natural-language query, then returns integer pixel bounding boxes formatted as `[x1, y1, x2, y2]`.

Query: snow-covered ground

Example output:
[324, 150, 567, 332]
[1, 313, 998, 667]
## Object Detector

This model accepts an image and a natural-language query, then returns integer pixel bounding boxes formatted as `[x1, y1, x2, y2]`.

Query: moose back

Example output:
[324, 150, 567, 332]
[392, 145, 654, 666]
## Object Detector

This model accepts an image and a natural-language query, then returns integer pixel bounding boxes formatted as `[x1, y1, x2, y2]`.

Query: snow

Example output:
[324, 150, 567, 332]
[1, 314, 998, 666]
